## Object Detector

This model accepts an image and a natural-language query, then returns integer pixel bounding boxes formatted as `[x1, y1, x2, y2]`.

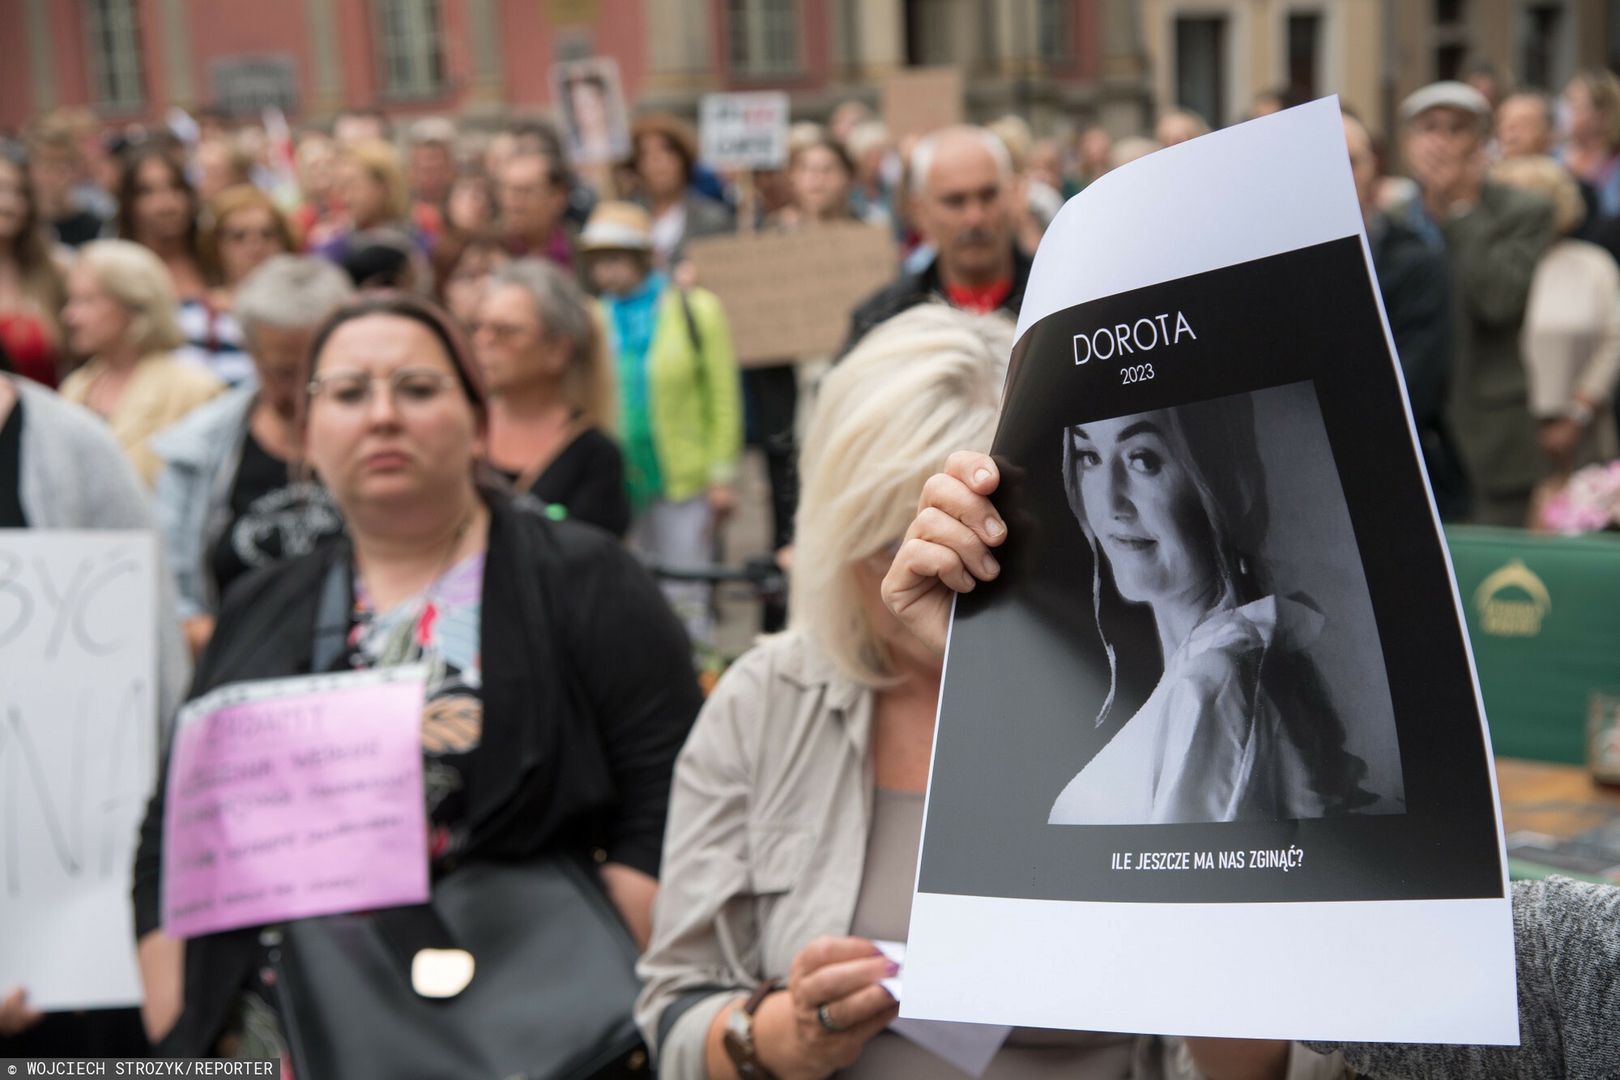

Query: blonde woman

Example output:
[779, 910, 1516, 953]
[472, 258, 629, 536]
[59, 240, 223, 485]
[1490, 155, 1620, 476]
[314, 139, 432, 266]
[636, 305, 1319, 1079]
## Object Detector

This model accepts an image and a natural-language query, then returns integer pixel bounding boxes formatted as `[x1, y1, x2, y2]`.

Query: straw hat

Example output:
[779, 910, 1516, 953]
[578, 200, 653, 253]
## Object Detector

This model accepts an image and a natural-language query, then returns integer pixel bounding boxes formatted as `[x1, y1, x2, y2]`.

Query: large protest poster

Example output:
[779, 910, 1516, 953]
[0, 531, 156, 1011]
[903, 99, 1517, 1044]
[686, 223, 895, 365]
[881, 66, 964, 139]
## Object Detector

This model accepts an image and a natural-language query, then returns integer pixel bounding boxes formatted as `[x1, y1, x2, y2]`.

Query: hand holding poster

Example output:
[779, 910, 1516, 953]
[903, 99, 1517, 1043]
[162, 667, 430, 939]
[0, 531, 156, 1011]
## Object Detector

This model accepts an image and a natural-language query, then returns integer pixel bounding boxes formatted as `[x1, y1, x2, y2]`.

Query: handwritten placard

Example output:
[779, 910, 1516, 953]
[0, 530, 157, 1011]
[881, 66, 964, 140]
[686, 223, 896, 364]
[701, 91, 791, 171]
[162, 668, 429, 939]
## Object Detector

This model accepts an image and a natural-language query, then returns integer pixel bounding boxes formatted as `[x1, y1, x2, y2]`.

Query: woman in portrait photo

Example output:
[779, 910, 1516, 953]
[1046, 394, 1378, 825]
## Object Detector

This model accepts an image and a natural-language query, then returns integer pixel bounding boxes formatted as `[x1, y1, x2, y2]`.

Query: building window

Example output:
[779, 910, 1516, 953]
[1174, 15, 1227, 128]
[1039, 0, 1071, 65]
[83, 0, 145, 111]
[728, 0, 800, 76]
[374, 0, 445, 99]
[1521, 3, 1568, 91]
[904, 0, 956, 67]
[1433, 0, 1468, 81]
[1286, 11, 1322, 102]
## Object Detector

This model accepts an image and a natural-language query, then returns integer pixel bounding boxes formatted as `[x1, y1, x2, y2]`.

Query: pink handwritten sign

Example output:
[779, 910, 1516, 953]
[162, 668, 429, 938]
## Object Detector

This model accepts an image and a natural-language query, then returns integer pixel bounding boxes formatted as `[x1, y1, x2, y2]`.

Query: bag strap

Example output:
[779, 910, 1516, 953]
[678, 288, 702, 354]
[311, 558, 352, 673]
[676, 288, 713, 429]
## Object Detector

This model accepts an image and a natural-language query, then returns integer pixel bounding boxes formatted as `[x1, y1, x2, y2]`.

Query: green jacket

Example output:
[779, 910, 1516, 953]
[609, 286, 743, 503]
[1437, 181, 1555, 502]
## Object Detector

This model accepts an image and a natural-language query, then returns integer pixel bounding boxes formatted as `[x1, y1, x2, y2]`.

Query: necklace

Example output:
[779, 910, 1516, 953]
[417, 502, 478, 607]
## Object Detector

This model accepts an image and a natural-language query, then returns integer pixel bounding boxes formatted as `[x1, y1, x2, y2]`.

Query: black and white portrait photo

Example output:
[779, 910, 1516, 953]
[1048, 386, 1405, 826]
[915, 237, 1503, 908]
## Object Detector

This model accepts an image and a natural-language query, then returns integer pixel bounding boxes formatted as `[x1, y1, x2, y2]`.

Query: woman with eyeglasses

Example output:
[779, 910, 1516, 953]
[202, 186, 294, 305]
[176, 185, 297, 390]
[132, 292, 701, 1061]
[472, 258, 629, 536]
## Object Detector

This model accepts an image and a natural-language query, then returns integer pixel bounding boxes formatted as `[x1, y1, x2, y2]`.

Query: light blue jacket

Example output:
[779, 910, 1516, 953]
[150, 382, 258, 619]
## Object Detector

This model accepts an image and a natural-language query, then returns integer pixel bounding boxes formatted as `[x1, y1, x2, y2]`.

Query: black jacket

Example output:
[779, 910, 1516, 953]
[1370, 214, 1468, 519]
[132, 493, 701, 1055]
[841, 246, 1033, 356]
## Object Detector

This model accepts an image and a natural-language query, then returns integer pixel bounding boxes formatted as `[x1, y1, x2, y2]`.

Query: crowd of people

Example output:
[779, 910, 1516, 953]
[0, 70, 1618, 1079]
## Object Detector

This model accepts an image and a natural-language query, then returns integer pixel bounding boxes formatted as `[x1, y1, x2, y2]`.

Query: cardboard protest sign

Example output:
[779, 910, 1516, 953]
[701, 91, 790, 171]
[551, 56, 630, 166]
[686, 223, 895, 365]
[0, 531, 156, 1010]
[904, 99, 1516, 1044]
[162, 667, 429, 938]
[881, 66, 964, 139]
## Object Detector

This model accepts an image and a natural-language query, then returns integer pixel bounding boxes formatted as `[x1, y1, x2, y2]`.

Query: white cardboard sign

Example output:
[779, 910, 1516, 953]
[700, 91, 791, 171]
[0, 531, 158, 1011]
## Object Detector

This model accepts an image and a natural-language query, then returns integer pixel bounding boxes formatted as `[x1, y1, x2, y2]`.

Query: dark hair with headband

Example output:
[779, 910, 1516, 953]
[305, 291, 487, 418]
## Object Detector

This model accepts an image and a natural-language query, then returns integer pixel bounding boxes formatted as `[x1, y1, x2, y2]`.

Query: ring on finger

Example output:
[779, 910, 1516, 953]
[816, 1003, 848, 1034]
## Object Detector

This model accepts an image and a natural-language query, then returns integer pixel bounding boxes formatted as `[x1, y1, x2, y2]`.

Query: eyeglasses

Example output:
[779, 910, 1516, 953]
[307, 367, 460, 411]
[222, 227, 281, 244]
[467, 319, 533, 344]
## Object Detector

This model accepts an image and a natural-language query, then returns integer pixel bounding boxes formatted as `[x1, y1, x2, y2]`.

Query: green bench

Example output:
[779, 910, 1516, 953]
[1444, 525, 1620, 764]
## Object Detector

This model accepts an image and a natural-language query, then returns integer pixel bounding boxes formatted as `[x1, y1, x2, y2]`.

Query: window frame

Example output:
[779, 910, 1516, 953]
[83, 0, 147, 114]
[372, 0, 448, 103]
[727, 0, 804, 80]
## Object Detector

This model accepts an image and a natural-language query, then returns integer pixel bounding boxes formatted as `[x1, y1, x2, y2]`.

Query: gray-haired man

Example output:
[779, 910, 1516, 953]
[151, 255, 356, 654]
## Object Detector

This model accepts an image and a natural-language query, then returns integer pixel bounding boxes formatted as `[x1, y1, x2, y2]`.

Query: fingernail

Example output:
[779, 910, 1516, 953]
[985, 517, 1005, 539]
[973, 467, 993, 487]
[885, 960, 900, 976]
[982, 554, 999, 577]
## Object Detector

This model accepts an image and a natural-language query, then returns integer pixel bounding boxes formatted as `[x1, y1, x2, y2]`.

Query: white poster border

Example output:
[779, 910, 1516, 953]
[908, 98, 1517, 1045]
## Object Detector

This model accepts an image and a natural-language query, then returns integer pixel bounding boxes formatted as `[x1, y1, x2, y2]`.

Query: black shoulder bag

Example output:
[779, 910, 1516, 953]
[265, 555, 647, 1080]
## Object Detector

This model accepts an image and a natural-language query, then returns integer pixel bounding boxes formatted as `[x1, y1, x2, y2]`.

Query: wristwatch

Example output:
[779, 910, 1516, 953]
[723, 979, 782, 1079]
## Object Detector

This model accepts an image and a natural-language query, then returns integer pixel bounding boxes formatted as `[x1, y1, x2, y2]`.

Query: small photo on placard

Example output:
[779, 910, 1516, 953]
[551, 57, 630, 167]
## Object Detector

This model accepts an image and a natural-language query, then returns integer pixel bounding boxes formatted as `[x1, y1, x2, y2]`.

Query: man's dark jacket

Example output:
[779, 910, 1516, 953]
[842, 246, 1033, 355]
[1370, 214, 1468, 519]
